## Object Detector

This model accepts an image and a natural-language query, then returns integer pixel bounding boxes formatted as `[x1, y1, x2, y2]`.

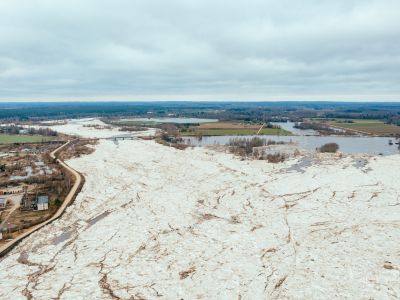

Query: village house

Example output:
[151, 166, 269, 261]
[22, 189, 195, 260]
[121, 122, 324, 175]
[20, 191, 35, 211]
[0, 152, 11, 159]
[0, 197, 7, 210]
[36, 195, 49, 211]
[0, 186, 26, 195]
[21, 148, 42, 154]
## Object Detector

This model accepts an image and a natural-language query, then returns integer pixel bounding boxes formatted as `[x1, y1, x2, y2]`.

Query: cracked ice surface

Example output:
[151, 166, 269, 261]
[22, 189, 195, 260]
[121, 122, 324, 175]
[46, 118, 156, 139]
[0, 138, 399, 299]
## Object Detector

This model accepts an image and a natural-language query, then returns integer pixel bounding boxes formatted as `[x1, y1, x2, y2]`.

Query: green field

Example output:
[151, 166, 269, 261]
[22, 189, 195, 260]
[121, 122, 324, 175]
[0, 134, 54, 144]
[182, 128, 292, 136]
[313, 118, 400, 135]
[113, 120, 159, 127]
[331, 121, 386, 128]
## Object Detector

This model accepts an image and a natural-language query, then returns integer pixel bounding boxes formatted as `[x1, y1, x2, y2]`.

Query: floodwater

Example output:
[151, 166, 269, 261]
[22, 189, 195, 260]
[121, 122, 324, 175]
[120, 117, 218, 124]
[183, 121, 400, 155]
[271, 122, 319, 136]
[184, 135, 399, 155]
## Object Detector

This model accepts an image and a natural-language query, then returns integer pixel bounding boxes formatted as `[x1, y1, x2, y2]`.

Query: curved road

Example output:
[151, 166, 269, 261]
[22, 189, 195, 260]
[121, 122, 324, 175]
[0, 140, 82, 257]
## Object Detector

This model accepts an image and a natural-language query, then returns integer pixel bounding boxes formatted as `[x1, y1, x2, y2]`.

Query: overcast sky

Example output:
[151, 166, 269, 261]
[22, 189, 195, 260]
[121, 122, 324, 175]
[0, 0, 399, 102]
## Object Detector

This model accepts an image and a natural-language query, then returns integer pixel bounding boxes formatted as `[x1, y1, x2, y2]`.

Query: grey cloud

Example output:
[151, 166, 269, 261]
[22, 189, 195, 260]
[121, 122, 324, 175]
[0, 0, 399, 101]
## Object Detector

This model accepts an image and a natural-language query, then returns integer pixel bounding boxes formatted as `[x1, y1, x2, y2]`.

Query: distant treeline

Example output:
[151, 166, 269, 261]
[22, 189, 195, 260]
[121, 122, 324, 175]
[0, 101, 400, 125]
[0, 125, 58, 136]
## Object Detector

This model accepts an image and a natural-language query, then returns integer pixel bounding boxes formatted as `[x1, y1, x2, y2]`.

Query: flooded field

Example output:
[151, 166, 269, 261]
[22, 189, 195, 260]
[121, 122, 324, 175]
[183, 122, 399, 155]
[120, 117, 218, 124]
[271, 122, 319, 136]
[184, 135, 399, 155]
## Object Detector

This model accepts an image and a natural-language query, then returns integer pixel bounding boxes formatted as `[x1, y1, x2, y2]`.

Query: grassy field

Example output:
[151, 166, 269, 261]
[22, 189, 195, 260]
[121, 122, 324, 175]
[0, 134, 54, 144]
[196, 122, 261, 129]
[182, 128, 292, 136]
[181, 121, 292, 136]
[112, 120, 159, 127]
[324, 119, 400, 136]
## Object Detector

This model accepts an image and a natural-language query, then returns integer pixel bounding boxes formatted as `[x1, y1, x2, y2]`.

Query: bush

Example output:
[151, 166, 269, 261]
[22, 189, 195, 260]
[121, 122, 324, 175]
[156, 137, 188, 150]
[318, 143, 339, 153]
[160, 132, 172, 142]
[54, 198, 62, 207]
[227, 137, 289, 159]
[227, 137, 266, 155]
[266, 153, 286, 163]
[171, 143, 189, 150]
[266, 140, 285, 145]
[119, 126, 146, 132]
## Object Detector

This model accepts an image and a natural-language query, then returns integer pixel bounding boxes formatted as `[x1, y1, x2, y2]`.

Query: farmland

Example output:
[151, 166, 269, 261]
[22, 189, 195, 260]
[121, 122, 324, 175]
[321, 119, 400, 136]
[181, 122, 292, 136]
[181, 128, 291, 136]
[0, 134, 54, 144]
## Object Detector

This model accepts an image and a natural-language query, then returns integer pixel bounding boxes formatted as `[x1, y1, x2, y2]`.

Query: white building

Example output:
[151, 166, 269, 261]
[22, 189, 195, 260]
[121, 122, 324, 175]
[37, 195, 49, 211]
[0, 197, 6, 209]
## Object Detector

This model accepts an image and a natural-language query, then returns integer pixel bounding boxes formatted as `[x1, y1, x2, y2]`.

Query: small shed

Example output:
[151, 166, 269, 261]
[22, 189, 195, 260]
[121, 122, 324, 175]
[0, 197, 7, 209]
[37, 195, 49, 211]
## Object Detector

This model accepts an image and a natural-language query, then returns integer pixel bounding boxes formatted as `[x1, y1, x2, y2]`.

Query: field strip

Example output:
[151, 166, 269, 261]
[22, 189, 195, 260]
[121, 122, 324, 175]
[327, 124, 373, 136]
